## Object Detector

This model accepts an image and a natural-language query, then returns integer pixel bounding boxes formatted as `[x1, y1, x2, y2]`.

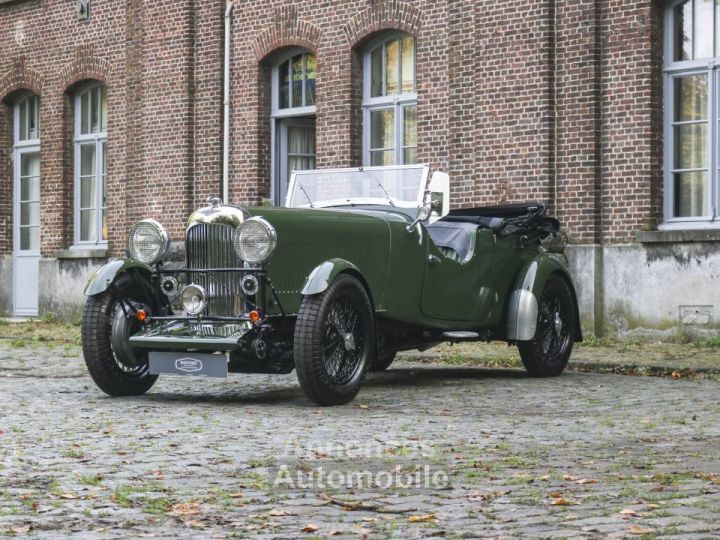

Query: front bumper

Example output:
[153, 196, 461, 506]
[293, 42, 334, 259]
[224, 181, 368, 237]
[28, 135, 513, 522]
[128, 320, 253, 351]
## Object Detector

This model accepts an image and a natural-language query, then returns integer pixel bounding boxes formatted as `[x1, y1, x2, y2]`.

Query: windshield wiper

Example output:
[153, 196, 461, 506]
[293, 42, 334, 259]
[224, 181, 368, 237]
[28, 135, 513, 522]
[375, 180, 395, 207]
[297, 182, 314, 208]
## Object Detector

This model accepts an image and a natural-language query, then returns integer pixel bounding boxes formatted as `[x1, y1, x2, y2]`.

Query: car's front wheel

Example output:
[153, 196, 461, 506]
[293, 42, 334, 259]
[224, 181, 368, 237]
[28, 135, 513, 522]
[518, 275, 576, 377]
[82, 274, 158, 396]
[294, 274, 375, 406]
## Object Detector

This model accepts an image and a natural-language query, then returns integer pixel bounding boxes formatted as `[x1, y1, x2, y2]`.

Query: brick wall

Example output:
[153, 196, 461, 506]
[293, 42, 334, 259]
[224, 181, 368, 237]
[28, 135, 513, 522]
[0, 0, 668, 255]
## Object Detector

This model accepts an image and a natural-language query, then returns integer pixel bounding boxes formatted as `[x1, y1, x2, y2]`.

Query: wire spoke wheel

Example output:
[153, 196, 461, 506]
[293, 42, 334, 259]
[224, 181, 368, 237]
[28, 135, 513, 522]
[518, 276, 576, 377]
[294, 274, 375, 406]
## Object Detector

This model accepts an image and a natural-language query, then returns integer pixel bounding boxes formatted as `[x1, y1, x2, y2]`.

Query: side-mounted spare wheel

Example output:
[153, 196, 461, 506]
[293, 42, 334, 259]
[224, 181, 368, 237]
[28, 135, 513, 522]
[294, 274, 376, 406]
[82, 273, 159, 396]
[518, 274, 577, 377]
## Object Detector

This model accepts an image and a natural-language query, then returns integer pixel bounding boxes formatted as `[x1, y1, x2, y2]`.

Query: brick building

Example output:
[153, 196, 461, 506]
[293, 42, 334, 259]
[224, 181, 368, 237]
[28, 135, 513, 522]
[0, 0, 716, 338]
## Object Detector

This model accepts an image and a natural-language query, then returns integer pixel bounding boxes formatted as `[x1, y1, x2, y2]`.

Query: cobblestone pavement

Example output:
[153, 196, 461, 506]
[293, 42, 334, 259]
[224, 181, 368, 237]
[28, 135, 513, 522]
[1, 343, 720, 539]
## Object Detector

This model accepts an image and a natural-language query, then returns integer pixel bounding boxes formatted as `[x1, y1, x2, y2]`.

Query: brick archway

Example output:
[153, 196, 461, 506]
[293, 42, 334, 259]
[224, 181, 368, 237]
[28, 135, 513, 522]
[342, 0, 423, 47]
[252, 6, 322, 62]
[57, 47, 112, 92]
[0, 58, 43, 101]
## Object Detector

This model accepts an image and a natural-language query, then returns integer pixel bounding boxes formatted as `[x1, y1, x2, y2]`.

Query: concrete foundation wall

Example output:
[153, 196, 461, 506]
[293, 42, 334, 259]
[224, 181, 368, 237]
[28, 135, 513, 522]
[38, 257, 108, 322]
[568, 243, 720, 340]
[0, 255, 12, 317]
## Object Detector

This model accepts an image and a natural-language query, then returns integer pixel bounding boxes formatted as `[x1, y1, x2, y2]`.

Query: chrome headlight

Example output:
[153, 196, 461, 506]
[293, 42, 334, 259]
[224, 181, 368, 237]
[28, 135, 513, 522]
[233, 217, 277, 264]
[181, 284, 207, 316]
[128, 219, 170, 264]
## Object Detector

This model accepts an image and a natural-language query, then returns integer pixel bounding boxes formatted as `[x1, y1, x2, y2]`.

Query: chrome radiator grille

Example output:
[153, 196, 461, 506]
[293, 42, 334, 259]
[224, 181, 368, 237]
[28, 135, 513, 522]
[186, 223, 244, 317]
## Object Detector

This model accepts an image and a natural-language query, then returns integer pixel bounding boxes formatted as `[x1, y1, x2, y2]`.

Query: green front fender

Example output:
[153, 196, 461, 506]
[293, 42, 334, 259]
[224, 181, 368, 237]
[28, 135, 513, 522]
[506, 254, 582, 342]
[84, 258, 153, 296]
[301, 258, 362, 296]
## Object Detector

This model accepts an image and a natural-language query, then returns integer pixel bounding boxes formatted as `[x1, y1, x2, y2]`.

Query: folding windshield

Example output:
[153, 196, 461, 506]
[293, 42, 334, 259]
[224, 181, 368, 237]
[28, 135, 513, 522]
[286, 165, 429, 211]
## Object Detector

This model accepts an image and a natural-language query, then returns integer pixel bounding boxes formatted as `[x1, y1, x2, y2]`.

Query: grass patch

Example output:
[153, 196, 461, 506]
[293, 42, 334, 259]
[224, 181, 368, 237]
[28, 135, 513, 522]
[0, 320, 81, 347]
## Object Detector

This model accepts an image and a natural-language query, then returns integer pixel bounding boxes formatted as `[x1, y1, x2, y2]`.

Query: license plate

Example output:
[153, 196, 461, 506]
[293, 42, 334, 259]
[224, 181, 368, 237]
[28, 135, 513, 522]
[149, 352, 228, 378]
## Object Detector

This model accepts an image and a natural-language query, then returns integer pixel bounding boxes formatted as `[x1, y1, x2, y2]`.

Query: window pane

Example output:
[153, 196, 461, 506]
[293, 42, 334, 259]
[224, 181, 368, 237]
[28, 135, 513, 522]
[91, 86, 101, 133]
[305, 54, 316, 106]
[20, 227, 39, 251]
[80, 177, 96, 209]
[20, 153, 39, 179]
[674, 123, 707, 169]
[674, 171, 709, 216]
[370, 45, 383, 97]
[80, 90, 90, 134]
[278, 60, 290, 109]
[403, 147, 418, 164]
[288, 126, 316, 154]
[80, 209, 97, 242]
[403, 105, 417, 146]
[370, 109, 395, 150]
[20, 201, 39, 227]
[21, 176, 40, 202]
[675, 1, 693, 61]
[292, 54, 303, 108]
[370, 150, 395, 166]
[80, 144, 96, 177]
[18, 99, 27, 141]
[674, 75, 708, 121]
[385, 39, 399, 95]
[401, 36, 415, 93]
[101, 86, 108, 132]
[101, 142, 107, 175]
[695, 0, 714, 58]
[27, 96, 39, 139]
[288, 156, 316, 172]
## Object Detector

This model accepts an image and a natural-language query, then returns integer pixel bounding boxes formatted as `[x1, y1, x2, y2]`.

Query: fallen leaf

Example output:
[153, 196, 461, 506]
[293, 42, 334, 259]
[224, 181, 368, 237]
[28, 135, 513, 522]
[228, 492, 244, 498]
[351, 525, 372, 535]
[357, 404, 369, 409]
[10, 525, 30, 534]
[628, 525, 655, 535]
[59, 493, 78, 499]
[171, 502, 201, 516]
[361, 517, 378, 522]
[550, 497, 575, 506]
[268, 509, 292, 516]
[301, 524, 320, 533]
[185, 520, 205, 529]
[408, 514, 437, 523]
[563, 474, 576, 481]
[576, 478, 598, 485]
[328, 530, 343, 536]
[619, 508, 638, 516]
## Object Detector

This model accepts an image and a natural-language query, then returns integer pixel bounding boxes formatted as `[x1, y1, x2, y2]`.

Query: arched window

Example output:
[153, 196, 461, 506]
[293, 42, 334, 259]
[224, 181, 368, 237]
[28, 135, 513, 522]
[363, 34, 417, 166]
[74, 82, 108, 244]
[271, 50, 317, 205]
[665, 0, 720, 223]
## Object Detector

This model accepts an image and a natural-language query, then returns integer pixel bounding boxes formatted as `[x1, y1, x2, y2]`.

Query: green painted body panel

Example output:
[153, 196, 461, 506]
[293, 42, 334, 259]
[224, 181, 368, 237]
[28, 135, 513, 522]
[245, 207, 393, 315]
[512, 254, 572, 299]
[84, 258, 153, 296]
[247, 206, 568, 332]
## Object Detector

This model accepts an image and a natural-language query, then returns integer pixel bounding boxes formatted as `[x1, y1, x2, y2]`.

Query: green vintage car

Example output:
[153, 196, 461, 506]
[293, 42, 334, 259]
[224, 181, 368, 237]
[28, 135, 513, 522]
[82, 165, 581, 405]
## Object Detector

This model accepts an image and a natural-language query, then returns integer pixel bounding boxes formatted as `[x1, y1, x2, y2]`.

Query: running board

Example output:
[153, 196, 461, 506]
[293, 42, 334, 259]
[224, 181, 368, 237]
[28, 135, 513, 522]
[442, 331, 480, 342]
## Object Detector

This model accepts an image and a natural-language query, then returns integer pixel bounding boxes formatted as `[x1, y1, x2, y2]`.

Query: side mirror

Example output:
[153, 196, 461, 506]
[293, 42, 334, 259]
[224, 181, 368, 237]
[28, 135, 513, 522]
[407, 204, 432, 233]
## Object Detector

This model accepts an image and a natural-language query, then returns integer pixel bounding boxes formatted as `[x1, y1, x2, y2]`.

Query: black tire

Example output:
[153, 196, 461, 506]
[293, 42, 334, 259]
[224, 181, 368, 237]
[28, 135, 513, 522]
[81, 274, 158, 396]
[518, 275, 576, 377]
[294, 274, 375, 406]
[370, 351, 396, 372]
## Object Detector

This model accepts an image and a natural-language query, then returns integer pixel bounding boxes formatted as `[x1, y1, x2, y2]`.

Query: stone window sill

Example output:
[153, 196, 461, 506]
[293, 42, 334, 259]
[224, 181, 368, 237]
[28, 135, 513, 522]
[55, 248, 109, 259]
[636, 229, 720, 243]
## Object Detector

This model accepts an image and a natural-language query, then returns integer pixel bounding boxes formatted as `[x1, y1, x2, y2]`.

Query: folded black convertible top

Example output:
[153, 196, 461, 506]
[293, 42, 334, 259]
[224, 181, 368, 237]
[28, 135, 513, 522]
[439, 203, 561, 238]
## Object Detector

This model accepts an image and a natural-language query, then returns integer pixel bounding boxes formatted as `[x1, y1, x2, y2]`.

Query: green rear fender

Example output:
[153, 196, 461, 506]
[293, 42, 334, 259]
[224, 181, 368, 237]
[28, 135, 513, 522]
[301, 258, 363, 296]
[84, 259, 153, 296]
[506, 254, 582, 342]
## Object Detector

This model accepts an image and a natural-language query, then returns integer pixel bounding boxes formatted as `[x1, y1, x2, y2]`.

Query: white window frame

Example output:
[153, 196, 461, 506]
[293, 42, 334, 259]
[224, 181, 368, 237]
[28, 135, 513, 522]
[12, 93, 41, 256]
[270, 49, 317, 205]
[73, 82, 108, 246]
[662, 0, 720, 228]
[362, 33, 417, 166]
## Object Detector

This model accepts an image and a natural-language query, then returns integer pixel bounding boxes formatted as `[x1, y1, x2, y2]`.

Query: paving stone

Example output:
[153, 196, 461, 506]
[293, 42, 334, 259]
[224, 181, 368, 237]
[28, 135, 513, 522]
[1, 344, 720, 538]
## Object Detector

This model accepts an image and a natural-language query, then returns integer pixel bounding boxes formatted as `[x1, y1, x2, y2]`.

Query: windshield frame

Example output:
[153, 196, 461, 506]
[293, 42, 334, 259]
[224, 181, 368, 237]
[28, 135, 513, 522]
[285, 164, 430, 211]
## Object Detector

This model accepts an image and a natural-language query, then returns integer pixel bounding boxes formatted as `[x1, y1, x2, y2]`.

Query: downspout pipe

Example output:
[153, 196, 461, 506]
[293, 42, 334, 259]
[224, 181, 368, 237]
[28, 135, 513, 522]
[223, 1, 235, 203]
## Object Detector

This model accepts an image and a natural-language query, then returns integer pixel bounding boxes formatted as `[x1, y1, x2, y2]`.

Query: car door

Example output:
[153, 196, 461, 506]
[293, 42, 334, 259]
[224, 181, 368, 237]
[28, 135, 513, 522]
[420, 227, 520, 325]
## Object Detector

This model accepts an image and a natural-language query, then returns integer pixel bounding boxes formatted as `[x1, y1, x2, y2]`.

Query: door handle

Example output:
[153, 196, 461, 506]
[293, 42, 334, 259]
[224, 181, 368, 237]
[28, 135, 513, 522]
[428, 254, 441, 265]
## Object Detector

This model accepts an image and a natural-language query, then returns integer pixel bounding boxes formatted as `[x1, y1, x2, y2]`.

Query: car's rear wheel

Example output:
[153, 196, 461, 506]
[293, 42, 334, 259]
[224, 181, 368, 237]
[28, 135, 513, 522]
[370, 351, 396, 372]
[294, 274, 375, 406]
[82, 273, 158, 396]
[518, 275, 576, 377]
